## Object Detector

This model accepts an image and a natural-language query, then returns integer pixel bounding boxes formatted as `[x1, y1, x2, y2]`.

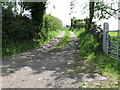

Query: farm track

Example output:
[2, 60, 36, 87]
[2, 31, 110, 88]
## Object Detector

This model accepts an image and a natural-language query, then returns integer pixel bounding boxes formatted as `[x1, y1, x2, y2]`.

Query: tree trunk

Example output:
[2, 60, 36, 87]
[87, 1, 95, 32]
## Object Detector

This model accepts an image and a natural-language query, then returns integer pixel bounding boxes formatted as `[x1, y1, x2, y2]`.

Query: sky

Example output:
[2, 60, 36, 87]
[46, 0, 119, 30]
[46, 0, 89, 26]
[46, 0, 72, 26]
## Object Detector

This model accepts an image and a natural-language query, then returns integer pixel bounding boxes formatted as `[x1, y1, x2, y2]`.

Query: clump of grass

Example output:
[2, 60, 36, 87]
[2, 29, 62, 58]
[57, 29, 70, 48]
[74, 28, 99, 56]
[73, 28, 119, 87]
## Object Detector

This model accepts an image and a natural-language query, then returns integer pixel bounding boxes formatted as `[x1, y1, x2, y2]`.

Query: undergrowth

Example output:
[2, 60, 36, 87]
[2, 29, 62, 58]
[73, 28, 119, 88]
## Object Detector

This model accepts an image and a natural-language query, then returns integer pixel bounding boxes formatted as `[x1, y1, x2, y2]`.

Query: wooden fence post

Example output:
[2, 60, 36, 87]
[103, 22, 109, 54]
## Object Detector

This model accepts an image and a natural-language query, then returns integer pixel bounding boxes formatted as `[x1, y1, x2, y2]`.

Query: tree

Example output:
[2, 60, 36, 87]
[88, 1, 95, 31]
[88, 0, 118, 31]
[23, 2, 46, 33]
[18, 0, 24, 15]
[70, 0, 77, 29]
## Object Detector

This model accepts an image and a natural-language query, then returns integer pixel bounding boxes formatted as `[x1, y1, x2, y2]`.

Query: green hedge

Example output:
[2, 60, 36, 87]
[43, 14, 63, 31]
[2, 11, 63, 58]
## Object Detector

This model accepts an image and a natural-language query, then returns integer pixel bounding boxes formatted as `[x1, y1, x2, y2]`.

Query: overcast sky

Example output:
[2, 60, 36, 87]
[46, 0, 118, 30]
[46, 0, 89, 26]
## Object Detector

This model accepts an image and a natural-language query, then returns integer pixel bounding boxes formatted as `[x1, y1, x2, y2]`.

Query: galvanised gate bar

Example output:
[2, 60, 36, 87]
[103, 22, 120, 61]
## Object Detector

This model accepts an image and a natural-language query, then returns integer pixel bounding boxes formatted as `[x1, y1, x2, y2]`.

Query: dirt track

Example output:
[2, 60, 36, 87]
[2, 31, 108, 88]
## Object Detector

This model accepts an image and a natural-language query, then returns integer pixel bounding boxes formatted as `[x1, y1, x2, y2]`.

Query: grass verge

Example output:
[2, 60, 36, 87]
[2, 30, 62, 58]
[73, 28, 119, 88]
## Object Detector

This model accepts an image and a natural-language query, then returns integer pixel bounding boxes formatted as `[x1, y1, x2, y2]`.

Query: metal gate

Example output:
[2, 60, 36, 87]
[103, 22, 120, 61]
[106, 30, 120, 61]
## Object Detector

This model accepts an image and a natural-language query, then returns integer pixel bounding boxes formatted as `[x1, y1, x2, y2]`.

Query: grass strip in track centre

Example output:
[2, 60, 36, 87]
[49, 29, 71, 52]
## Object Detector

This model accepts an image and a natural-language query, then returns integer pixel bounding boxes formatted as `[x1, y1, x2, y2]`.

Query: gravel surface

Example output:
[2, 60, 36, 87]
[2, 31, 108, 88]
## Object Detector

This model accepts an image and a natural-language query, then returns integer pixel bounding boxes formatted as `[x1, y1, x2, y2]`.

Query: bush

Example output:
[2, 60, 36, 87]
[2, 2, 63, 58]
[2, 13, 63, 58]
[2, 5, 35, 43]
[40, 14, 63, 40]
[2, 15, 35, 50]
[71, 19, 85, 29]
[42, 14, 63, 31]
